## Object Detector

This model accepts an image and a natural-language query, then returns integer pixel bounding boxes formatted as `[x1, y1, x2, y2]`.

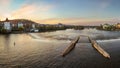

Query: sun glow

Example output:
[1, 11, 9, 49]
[1, 13, 16, 21]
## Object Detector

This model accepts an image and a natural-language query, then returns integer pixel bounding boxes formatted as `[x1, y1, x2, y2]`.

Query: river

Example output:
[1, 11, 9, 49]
[0, 28, 120, 68]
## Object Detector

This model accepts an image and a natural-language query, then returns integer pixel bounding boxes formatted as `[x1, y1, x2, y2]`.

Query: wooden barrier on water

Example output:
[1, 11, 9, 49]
[62, 37, 80, 57]
[88, 37, 110, 59]
[62, 35, 110, 59]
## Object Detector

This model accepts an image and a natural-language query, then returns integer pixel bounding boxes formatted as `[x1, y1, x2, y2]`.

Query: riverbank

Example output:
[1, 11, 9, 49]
[96, 26, 120, 31]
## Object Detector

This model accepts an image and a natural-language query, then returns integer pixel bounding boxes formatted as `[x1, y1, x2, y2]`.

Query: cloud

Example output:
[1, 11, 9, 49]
[11, 2, 54, 19]
[90, 0, 112, 19]
[11, 4, 38, 18]
[0, 0, 55, 20]
[99, 0, 111, 9]
[0, 0, 12, 7]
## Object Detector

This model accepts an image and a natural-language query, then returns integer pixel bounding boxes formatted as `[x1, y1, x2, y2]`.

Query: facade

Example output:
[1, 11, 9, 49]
[102, 24, 111, 29]
[12, 24, 15, 27]
[0, 22, 3, 29]
[116, 23, 120, 29]
[32, 24, 35, 29]
[18, 22, 23, 28]
[3, 21, 12, 32]
[57, 23, 64, 27]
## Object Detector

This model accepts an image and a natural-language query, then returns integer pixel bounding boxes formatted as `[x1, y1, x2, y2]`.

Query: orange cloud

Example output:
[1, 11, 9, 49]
[11, 3, 54, 19]
[0, 0, 55, 20]
[12, 4, 38, 18]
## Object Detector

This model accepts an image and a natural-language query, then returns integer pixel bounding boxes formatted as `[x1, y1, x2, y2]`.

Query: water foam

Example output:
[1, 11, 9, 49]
[28, 33, 71, 43]
[97, 38, 120, 42]
[28, 33, 40, 39]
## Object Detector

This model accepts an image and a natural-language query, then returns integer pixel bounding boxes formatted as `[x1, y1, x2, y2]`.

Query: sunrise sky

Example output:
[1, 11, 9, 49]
[0, 0, 120, 25]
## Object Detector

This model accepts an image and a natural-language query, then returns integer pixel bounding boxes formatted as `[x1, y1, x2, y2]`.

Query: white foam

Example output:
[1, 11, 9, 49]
[97, 38, 120, 42]
[28, 33, 71, 43]
[33, 39, 71, 43]
[28, 33, 40, 39]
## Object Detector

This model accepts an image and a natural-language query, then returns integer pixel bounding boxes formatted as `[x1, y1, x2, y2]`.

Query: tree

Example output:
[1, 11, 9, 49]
[18, 26, 24, 31]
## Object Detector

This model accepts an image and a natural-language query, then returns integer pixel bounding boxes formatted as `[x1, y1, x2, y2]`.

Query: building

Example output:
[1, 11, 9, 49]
[55, 23, 64, 27]
[102, 24, 111, 29]
[116, 23, 120, 29]
[3, 18, 12, 32]
[32, 24, 35, 29]
[18, 22, 23, 28]
[0, 21, 3, 29]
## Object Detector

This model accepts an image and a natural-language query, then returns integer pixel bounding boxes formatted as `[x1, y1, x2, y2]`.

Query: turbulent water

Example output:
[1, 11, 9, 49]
[0, 28, 120, 68]
[33, 28, 120, 41]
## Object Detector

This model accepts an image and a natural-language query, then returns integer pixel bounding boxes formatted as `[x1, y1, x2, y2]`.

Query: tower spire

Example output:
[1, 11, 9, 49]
[5, 18, 9, 22]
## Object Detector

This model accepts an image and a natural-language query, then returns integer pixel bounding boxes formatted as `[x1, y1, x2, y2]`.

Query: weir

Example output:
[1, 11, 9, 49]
[62, 35, 110, 59]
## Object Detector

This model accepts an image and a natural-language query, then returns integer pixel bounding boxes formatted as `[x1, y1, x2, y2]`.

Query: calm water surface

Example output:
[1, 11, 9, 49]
[0, 29, 120, 68]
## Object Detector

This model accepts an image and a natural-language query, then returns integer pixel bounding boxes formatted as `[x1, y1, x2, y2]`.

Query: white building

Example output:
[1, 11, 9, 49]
[32, 24, 35, 29]
[4, 22, 11, 31]
[12, 24, 15, 27]
[102, 24, 111, 29]
[57, 23, 64, 27]
[116, 23, 120, 29]
[18, 22, 23, 28]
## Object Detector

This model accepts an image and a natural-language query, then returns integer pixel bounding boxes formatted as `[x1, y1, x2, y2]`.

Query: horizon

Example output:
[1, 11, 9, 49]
[0, 0, 120, 25]
[0, 18, 119, 26]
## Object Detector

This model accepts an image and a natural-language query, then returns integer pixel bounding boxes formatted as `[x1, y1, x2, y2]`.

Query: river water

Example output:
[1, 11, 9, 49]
[0, 28, 120, 68]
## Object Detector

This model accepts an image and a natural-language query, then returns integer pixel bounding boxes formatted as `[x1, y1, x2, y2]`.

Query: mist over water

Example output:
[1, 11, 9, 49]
[31, 28, 120, 42]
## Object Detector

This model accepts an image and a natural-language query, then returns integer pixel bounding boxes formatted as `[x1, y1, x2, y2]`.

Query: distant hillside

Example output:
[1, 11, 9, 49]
[0, 19, 38, 24]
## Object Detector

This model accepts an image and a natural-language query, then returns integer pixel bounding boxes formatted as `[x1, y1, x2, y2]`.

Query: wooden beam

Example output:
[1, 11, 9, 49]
[88, 37, 110, 59]
[62, 37, 79, 57]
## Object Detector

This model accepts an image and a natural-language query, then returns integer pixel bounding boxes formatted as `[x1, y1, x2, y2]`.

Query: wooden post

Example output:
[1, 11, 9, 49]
[62, 37, 80, 57]
[88, 36, 110, 59]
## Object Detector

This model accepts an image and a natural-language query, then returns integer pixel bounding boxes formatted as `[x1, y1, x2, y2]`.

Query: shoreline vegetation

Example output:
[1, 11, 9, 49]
[0, 26, 84, 34]
[96, 23, 120, 31]
[1, 18, 120, 34]
[0, 18, 84, 34]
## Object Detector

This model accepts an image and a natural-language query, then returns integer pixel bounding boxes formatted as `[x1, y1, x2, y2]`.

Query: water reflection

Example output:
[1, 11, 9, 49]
[0, 35, 11, 54]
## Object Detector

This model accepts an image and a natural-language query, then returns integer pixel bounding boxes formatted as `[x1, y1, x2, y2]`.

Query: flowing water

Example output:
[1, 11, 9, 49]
[0, 28, 120, 68]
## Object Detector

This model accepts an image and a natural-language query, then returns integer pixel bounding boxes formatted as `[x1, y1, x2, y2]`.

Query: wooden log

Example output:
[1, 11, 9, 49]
[89, 38, 110, 59]
[91, 40, 110, 58]
[62, 37, 79, 57]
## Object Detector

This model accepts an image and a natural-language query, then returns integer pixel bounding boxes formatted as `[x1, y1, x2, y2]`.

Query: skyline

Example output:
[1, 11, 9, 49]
[0, 0, 120, 25]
